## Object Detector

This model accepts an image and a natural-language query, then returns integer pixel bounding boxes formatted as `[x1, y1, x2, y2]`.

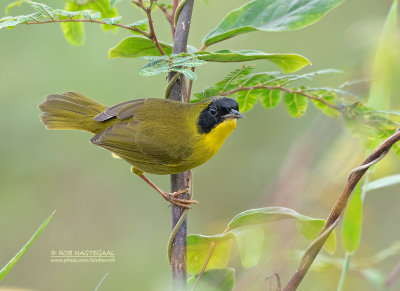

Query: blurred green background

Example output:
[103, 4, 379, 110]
[1, 0, 400, 290]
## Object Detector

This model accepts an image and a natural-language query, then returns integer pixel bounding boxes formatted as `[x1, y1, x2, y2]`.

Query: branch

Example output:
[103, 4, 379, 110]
[132, 0, 166, 55]
[221, 85, 339, 110]
[156, 3, 174, 36]
[283, 128, 400, 290]
[166, 0, 195, 290]
[26, 18, 151, 37]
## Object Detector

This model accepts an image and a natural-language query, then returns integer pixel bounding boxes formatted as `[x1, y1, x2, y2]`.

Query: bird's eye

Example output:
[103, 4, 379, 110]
[209, 107, 217, 116]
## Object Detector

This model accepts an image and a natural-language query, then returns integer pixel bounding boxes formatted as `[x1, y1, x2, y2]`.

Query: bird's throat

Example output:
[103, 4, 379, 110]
[203, 118, 237, 151]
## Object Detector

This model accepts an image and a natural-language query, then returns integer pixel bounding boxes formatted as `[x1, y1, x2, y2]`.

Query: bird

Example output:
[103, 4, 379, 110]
[39, 92, 244, 208]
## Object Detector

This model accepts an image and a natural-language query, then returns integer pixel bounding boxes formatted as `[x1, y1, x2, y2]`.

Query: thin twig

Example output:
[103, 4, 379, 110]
[132, 0, 166, 55]
[222, 86, 339, 110]
[26, 19, 151, 37]
[157, 3, 174, 36]
[283, 128, 400, 290]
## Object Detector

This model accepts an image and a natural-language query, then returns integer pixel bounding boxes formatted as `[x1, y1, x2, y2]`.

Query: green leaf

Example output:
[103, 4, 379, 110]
[60, 2, 84, 46]
[109, 36, 172, 58]
[368, 0, 399, 110]
[110, 0, 120, 8]
[195, 50, 311, 73]
[139, 55, 205, 79]
[188, 268, 235, 291]
[311, 94, 340, 117]
[228, 207, 336, 255]
[88, 0, 118, 31]
[203, 0, 345, 46]
[236, 90, 259, 112]
[231, 227, 264, 268]
[364, 174, 400, 192]
[193, 87, 221, 101]
[128, 19, 148, 34]
[283, 92, 308, 117]
[343, 103, 400, 156]
[187, 234, 233, 274]
[0, 210, 56, 281]
[260, 90, 281, 109]
[28, 1, 54, 18]
[102, 16, 122, 25]
[0, 15, 31, 30]
[299, 220, 336, 255]
[5, 0, 26, 15]
[172, 68, 198, 80]
[342, 184, 363, 253]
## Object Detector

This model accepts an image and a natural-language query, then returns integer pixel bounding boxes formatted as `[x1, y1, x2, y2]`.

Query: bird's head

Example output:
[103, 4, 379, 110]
[197, 97, 244, 134]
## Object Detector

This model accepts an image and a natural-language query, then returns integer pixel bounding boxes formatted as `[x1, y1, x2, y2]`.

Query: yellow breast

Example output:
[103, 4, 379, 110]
[203, 118, 237, 151]
[169, 118, 238, 173]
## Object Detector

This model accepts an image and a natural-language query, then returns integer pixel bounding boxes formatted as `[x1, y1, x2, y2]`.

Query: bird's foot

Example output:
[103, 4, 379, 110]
[169, 188, 190, 197]
[162, 189, 198, 209]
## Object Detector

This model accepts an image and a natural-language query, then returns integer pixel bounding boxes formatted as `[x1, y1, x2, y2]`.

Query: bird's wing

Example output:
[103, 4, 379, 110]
[90, 122, 191, 165]
[94, 99, 145, 121]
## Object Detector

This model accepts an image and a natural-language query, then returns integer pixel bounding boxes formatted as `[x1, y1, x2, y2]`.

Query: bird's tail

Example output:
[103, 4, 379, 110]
[39, 92, 107, 134]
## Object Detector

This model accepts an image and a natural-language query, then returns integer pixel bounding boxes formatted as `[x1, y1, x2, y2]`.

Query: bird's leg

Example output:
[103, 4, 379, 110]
[138, 174, 199, 208]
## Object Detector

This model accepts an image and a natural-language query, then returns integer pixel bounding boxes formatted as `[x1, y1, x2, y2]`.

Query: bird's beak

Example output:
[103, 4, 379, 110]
[224, 109, 245, 119]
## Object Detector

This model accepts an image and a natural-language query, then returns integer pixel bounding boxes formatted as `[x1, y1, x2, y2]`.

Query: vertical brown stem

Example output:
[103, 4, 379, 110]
[167, 0, 195, 290]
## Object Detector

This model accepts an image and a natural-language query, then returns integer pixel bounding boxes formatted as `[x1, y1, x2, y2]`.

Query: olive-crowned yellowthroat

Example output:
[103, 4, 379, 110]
[39, 92, 244, 207]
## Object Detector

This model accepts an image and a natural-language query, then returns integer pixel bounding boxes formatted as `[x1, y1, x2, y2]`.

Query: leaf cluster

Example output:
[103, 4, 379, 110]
[186, 207, 337, 287]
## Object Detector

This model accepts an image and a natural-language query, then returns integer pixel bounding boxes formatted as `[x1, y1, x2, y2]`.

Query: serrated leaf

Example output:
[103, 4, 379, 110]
[364, 174, 400, 192]
[81, 10, 101, 20]
[139, 55, 205, 79]
[188, 269, 235, 291]
[261, 89, 281, 108]
[109, 36, 172, 58]
[203, 0, 345, 46]
[0, 16, 27, 30]
[128, 18, 148, 34]
[53, 9, 81, 18]
[28, 1, 54, 18]
[0, 211, 56, 280]
[228, 207, 336, 255]
[172, 68, 197, 80]
[342, 184, 363, 253]
[187, 234, 233, 274]
[102, 16, 121, 25]
[283, 92, 308, 117]
[231, 227, 264, 268]
[195, 50, 311, 73]
[88, 0, 118, 31]
[193, 87, 220, 101]
[60, 2, 84, 46]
